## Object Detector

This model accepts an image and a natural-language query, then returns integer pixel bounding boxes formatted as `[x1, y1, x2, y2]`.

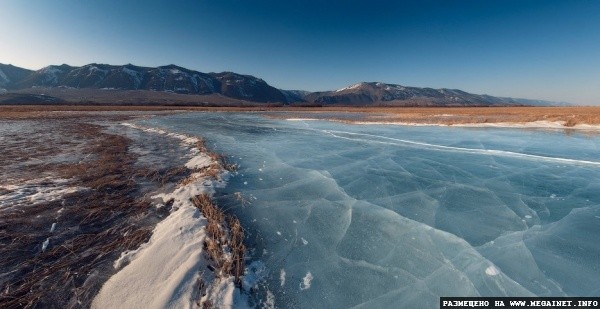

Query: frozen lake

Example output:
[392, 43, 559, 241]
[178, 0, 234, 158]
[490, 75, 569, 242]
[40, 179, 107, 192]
[141, 112, 600, 308]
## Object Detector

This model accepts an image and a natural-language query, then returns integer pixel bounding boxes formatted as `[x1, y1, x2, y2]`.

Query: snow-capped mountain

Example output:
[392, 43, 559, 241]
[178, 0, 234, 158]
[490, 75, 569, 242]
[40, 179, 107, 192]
[0, 63, 570, 106]
[4, 63, 286, 103]
[309, 81, 502, 105]
[305, 82, 569, 106]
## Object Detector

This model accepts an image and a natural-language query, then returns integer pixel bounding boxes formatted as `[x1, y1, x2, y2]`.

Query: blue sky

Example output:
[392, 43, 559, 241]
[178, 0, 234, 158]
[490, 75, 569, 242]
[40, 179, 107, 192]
[0, 0, 599, 104]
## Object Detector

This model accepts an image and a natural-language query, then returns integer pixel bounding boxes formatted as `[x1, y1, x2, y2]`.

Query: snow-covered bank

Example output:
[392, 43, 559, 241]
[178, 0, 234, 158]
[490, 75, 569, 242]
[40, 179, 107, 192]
[450, 120, 600, 131]
[285, 118, 600, 131]
[92, 123, 246, 309]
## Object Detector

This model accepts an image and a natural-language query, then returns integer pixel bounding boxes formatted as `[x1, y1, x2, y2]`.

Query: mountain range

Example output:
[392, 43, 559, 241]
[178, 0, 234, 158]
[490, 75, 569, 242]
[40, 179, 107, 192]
[0, 63, 569, 106]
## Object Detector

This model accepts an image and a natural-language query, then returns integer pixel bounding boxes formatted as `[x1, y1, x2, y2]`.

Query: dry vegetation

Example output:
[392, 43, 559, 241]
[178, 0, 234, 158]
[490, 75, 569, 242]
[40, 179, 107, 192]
[192, 194, 246, 285]
[186, 137, 244, 286]
[0, 117, 191, 308]
[0, 108, 247, 308]
[3, 105, 600, 126]
[263, 106, 600, 127]
[349, 106, 600, 126]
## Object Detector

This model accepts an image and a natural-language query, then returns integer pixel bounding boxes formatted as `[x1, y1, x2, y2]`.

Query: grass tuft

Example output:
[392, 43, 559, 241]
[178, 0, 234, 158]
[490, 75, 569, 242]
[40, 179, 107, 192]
[191, 194, 246, 285]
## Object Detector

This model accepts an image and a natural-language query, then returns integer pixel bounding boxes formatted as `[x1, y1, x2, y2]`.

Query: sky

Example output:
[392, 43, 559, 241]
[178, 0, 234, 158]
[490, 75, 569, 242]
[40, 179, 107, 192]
[0, 0, 599, 104]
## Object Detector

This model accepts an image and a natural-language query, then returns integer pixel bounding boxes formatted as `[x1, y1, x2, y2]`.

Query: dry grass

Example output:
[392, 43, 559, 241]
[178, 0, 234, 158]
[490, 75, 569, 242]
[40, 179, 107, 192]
[228, 216, 246, 283]
[182, 134, 245, 288]
[0, 118, 188, 308]
[191, 194, 245, 286]
[275, 106, 600, 126]
[3, 105, 600, 126]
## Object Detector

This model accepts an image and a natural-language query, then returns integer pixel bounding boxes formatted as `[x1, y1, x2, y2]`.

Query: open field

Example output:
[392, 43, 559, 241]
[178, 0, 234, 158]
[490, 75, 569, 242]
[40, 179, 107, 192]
[2, 105, 600, 127]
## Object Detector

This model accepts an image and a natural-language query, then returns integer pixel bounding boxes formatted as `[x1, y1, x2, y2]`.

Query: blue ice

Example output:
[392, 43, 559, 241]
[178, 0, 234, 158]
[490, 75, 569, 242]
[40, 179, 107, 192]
[141, 113, 600, 308]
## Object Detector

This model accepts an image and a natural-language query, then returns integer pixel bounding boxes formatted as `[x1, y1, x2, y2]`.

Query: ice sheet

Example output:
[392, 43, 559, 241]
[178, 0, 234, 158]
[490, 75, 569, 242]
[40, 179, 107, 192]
[138, 113, 600, 307]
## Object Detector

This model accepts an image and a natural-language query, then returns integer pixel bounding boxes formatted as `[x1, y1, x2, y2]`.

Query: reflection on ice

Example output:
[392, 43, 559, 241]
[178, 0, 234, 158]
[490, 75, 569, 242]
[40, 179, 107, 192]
[141, 113, 600, 307]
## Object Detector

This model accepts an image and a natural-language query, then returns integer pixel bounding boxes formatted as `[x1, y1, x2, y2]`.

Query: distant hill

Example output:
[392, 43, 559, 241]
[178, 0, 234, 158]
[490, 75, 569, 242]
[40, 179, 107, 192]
[2, 63, 285, 103]
[0, 63, 571, 106]
[0, 64, 33, 89]
[303, 82, 570, 107]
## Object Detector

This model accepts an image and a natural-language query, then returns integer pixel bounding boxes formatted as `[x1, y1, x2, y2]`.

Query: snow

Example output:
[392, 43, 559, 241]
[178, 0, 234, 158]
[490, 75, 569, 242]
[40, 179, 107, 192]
[92, 195, 211, 308]
[0, 68, 9, 84]
[300, 272, 313, 290]
[42, 67, 63, 75]
[335, 82, 364, 92]
[40, 67, 63, 84]
[294, 118, 600, 132]
[87, 65, 108, 76]
[41, 238, 50, 252]
[93, 122, 244, 308]
[0, 177, 87, 209]
[485, 266, 500, 276]
[451, 120, 600, 131]
[122, 67, 142, 88]
[264, 291, 276, 309]
[185, 155, 212, 170]
[279, 269, 286, 287]
[193, 74, 217, 92]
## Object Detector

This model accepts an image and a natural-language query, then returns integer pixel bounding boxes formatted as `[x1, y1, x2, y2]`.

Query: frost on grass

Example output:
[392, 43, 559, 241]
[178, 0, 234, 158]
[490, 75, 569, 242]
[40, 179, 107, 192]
[0, 177, 87, 209]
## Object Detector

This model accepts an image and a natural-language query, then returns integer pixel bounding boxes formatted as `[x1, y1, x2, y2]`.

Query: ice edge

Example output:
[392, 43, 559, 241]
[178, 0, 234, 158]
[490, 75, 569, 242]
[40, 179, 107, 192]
[92, 122, 248, 309]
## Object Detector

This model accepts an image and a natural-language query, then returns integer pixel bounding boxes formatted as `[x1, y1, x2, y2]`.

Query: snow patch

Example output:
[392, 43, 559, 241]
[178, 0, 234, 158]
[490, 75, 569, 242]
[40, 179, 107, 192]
[264, 290, 276, 309]
[485, 265, 500, 276]
[335, 82, 364, 92]
[185, 154, 212, 170]
[242, 261, 268, 291]
[280, 269, 286, 287]
[41, 238, 50, 252]
[122, 67, 142, 88]
[0, 177, 87, 209]
[40, 67, 63, 84]
[300, 272, 313, 290]
[0, 68, 9, 84]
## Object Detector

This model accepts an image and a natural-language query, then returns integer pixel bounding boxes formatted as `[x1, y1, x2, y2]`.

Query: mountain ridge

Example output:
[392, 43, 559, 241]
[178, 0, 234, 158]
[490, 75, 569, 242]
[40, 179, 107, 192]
[0, 63, 570, 106]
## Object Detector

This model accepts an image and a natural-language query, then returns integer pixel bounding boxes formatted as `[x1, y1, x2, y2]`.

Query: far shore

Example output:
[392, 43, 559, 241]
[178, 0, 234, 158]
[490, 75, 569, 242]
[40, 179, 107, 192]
[2, 105, 600, 129]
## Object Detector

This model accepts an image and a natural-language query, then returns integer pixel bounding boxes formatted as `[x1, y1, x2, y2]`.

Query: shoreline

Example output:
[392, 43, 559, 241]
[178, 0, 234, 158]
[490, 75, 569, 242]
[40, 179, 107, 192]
[285, 118, 600, 131]
[0, 112, 251, 308]
[2, 106, 600, 307]
[92, 121, 249, 308]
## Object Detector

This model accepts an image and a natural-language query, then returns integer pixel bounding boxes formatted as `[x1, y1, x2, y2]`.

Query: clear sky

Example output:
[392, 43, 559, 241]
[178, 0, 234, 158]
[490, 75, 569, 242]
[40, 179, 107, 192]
[1, 0, 599, 104]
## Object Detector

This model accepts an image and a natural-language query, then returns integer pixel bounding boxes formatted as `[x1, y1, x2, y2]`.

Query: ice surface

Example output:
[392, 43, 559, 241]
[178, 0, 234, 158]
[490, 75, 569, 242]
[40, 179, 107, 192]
[139, 113, 600, 307]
